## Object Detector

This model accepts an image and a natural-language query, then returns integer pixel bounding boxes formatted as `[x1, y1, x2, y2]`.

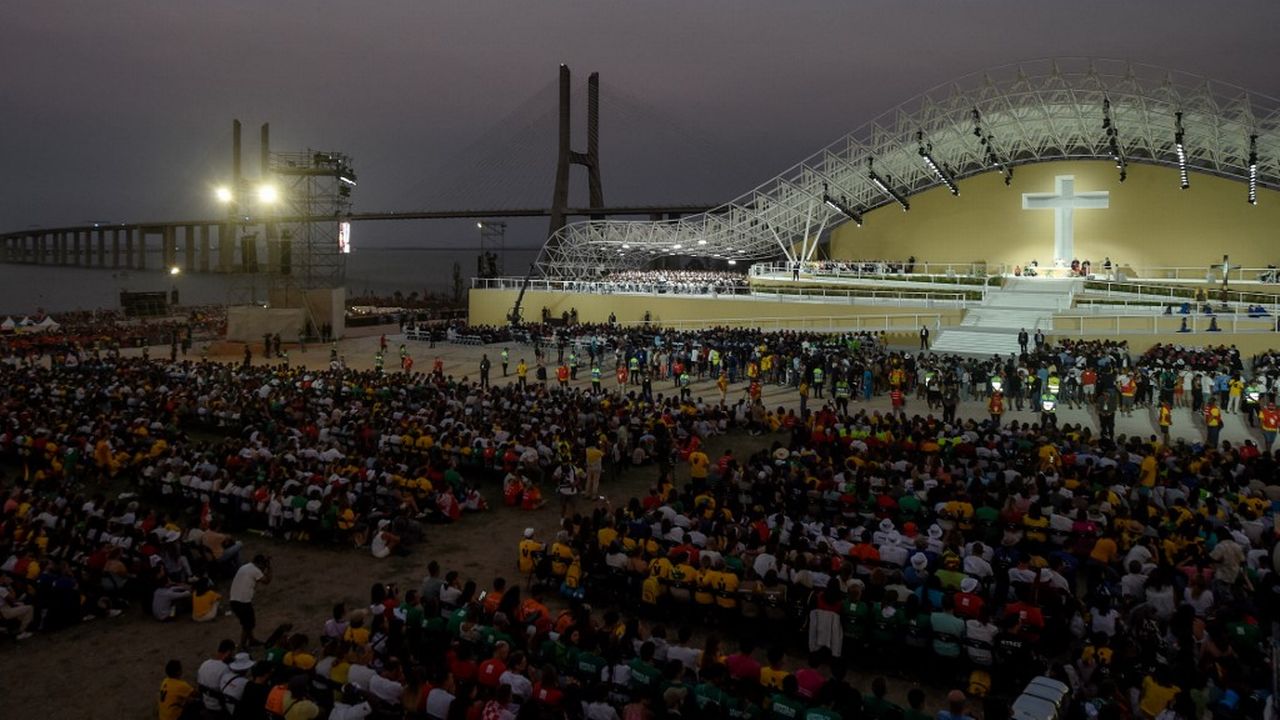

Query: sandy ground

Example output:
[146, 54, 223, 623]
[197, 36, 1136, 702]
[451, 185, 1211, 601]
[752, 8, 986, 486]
[1, 326, 1264, 718]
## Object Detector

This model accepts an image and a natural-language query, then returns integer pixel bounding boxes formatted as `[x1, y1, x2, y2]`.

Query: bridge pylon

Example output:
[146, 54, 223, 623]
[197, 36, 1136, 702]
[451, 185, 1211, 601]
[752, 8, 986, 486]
[547, 65, 604, 240]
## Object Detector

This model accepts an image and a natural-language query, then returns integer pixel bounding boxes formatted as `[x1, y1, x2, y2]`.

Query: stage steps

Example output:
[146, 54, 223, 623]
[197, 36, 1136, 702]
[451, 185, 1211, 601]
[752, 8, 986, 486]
[930, 277, 1079, 356]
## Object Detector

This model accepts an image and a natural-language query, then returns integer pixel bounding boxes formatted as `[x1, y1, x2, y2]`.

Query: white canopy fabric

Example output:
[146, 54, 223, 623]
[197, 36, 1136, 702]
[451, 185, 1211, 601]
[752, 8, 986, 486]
[0, 317, 14, 331]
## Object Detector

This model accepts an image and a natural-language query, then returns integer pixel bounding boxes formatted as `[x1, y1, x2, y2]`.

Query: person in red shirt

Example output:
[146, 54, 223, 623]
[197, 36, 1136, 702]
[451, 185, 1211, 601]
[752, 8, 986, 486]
[889, 388, 905, 414]
[556, 364, 569, 387]
[476, 643, 510, 688]
[531, 666, 565, 711]
[954, 577, 985, 619]
[724, 638, 762, 683]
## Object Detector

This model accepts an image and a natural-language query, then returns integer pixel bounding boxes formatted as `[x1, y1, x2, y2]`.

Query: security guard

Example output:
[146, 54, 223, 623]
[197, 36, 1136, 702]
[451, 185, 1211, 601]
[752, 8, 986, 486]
[569, 351, 579, 380]
[501, 347, 510, 376]
[591, 364, 602, 394]
[811, 366, 825, 398]
[1040, 391, 1058, 428]
[835, 377, 851, 414]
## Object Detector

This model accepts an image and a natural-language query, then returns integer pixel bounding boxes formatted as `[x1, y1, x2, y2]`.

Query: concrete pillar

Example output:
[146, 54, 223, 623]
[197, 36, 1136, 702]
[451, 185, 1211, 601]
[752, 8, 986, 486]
[37, 234, 46, 264]
[136, 229, 147, 270]
[55, 232, 64, 265]
[219, 223, 235, 272]
[199, 225, 211, 273]
[112, 229, 121, 268]
[97, 229, 106, 267]
[161, 226, 175, 269]
[124, 228, 134, 269]
[72, 231, 82, 265]
[184, 225, 196, 272]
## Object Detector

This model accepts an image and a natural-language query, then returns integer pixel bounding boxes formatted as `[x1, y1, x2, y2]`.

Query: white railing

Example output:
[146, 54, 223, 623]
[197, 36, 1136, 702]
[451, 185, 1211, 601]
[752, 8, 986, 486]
[749, 260, 990, 281]
[612, 312, 954, 332]
[1053, 312, 1279, 335]
[1078, 279, 1280, 312]
[471, 276, 975, 307]
[992, 263, 1280, 284]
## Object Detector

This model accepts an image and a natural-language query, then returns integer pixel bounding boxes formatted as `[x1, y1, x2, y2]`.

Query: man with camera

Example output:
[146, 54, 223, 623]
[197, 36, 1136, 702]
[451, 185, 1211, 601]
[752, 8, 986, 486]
[229, 554, 272, 650]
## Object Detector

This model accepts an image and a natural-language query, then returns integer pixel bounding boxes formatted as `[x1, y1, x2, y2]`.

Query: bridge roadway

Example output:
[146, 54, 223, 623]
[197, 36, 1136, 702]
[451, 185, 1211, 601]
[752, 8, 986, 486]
[0, 204, 714, 274]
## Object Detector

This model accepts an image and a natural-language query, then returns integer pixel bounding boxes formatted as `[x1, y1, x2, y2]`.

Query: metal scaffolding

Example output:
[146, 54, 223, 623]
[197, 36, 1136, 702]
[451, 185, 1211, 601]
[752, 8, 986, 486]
[268, 150, 356, 289]
[536, 58, 1280, 279]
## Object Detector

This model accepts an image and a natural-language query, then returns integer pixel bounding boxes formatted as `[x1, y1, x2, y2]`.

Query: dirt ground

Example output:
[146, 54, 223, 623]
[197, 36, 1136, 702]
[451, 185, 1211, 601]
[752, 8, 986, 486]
[0, 327, 1005, 718]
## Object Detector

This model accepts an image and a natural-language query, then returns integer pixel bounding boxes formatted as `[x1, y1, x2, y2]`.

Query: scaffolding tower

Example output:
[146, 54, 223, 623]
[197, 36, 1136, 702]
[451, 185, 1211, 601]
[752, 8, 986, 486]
[268, 150, 356, 290]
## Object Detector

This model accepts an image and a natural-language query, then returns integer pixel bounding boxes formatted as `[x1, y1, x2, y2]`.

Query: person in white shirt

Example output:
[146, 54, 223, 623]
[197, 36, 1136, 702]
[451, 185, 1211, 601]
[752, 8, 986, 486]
[197, 639, 236, 711]
[367, 660, 405, 705]
[499, 653, 534, 701]
[219, 652, 254, 715]
[229, 555, 271, 648]
[425, 674, 458, 720]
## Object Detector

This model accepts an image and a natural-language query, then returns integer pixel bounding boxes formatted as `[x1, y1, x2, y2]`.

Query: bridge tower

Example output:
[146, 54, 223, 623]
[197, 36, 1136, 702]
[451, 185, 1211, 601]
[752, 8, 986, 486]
[547, 65, 604, 239]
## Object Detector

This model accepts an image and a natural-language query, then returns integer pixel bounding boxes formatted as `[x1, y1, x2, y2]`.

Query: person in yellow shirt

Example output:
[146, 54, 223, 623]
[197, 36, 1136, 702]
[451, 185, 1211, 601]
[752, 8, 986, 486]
[596, 519, 619, 548]
[157, 659, 196, 720]
[1139, 671, 1181, 719]
[518, 529, 545, 575]
[695, 558, 720, 606]
[688, 448, 710, 483]
[283, 633, 318, 670]
[1139, 453, 1159, 487]
[585, 444, 605, 496]
[192, 579, 221, 622]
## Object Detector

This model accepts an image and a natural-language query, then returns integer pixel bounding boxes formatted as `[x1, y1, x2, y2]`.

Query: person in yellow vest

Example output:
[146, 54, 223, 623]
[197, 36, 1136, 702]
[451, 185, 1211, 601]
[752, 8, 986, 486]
[1260, 400, 1280, 452]
[1158, 402, 1173, 446]
[1204, 398, 1224, 447]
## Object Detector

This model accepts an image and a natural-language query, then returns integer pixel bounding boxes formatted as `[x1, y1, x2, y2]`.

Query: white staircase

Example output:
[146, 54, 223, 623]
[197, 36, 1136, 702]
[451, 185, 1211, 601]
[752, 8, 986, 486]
[930, 278, 1079, 356]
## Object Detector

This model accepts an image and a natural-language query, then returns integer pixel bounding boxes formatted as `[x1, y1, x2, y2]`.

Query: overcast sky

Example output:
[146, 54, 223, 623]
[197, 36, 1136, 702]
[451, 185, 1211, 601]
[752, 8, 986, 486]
[2, 0, 1278, 249]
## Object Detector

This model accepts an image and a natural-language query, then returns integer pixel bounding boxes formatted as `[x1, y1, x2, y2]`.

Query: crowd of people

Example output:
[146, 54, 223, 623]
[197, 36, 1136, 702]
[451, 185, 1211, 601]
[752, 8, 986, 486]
[7, 314, 1280, 720]
[586, 270, 749, 296]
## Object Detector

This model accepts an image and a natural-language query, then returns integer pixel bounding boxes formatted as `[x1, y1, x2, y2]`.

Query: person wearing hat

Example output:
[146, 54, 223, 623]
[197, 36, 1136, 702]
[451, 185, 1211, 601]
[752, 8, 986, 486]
[219, 652, 255, 715]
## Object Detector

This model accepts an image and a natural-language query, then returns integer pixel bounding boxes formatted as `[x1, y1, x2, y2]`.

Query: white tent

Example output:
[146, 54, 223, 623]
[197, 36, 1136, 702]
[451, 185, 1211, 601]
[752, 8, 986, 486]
[17, 317, 33, 327]
[34, 316, 60, 332]
[0, 317, 14, 331]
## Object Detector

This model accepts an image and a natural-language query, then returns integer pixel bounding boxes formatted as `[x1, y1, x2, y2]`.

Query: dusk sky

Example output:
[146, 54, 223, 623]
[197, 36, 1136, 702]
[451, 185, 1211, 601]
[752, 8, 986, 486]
[3, 0, 1279, 250]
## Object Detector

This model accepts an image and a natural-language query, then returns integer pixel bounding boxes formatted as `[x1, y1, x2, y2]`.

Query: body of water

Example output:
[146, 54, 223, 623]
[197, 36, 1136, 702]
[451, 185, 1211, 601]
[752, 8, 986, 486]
[0, 247, 542, 315]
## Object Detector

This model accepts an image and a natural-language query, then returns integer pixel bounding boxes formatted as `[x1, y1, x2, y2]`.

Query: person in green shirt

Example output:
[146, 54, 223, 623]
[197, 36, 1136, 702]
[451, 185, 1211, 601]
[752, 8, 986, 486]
[730, 685, 766, 720]
[769, 675, 809, 720]
[628, 641, 662, 691]
[863, 677, 902, 720]
[694, 665, 731, 714]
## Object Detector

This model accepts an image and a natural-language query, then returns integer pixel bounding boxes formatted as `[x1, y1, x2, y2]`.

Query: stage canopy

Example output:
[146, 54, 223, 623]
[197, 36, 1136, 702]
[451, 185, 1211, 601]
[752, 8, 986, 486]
[535, 58, 1280, 279]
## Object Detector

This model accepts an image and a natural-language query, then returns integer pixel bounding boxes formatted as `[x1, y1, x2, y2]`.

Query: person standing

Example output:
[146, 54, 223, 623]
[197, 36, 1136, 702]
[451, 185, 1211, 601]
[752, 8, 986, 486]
[987, 390, 1004, 427]
[501, 347, 510, 376]
[1261, 401, 1280, 452]
[1158, 401, 1173, 446]
[919, 325, 930, 351]
[229, 555, 272, 650]
[1204, 398, 1224, 447]
[1017, 329, 1029, 355]
[1097, 387, 1118, 441]
[479, 354, 491, 389]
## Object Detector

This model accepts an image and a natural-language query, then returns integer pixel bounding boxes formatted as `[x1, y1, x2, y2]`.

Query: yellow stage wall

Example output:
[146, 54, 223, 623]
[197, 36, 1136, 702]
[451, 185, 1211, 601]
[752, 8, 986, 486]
[469, 289, 963, 333]
[829, 161, 1280, 269]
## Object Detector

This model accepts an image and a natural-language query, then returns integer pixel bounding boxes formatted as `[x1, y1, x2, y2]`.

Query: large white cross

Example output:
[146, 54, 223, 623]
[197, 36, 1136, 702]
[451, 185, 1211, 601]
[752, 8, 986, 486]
[1022, 175, 1109, 264]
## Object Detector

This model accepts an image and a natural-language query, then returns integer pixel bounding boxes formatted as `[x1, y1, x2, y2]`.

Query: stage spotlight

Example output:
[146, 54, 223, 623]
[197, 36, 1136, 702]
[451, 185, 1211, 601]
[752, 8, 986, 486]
[822, 183, 863, 226]
[972, 108, 1012, 185]
[917, 131, 959, 196]
[214, 186, 233, 204]
[1175, 112, 1189, 190]
[867, 159, 909, 212]
[1248, 134, 1258, 205]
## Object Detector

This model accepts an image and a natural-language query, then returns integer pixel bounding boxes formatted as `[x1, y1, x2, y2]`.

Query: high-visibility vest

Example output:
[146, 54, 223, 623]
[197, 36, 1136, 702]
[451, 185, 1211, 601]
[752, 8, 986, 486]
[1040, 393, 1056, 412]
[990, 375, 1003, 393]
[591, 367, 602, 380]
[502, 350, 509, 362]
[1047, 376, 1060, 395]
[836, 381, 850, 398]
[812, 368, 824, 383]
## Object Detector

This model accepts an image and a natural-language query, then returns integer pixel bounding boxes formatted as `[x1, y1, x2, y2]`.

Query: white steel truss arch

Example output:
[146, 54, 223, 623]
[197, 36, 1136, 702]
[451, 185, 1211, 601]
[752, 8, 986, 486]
[536, 58, 1280, 279]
